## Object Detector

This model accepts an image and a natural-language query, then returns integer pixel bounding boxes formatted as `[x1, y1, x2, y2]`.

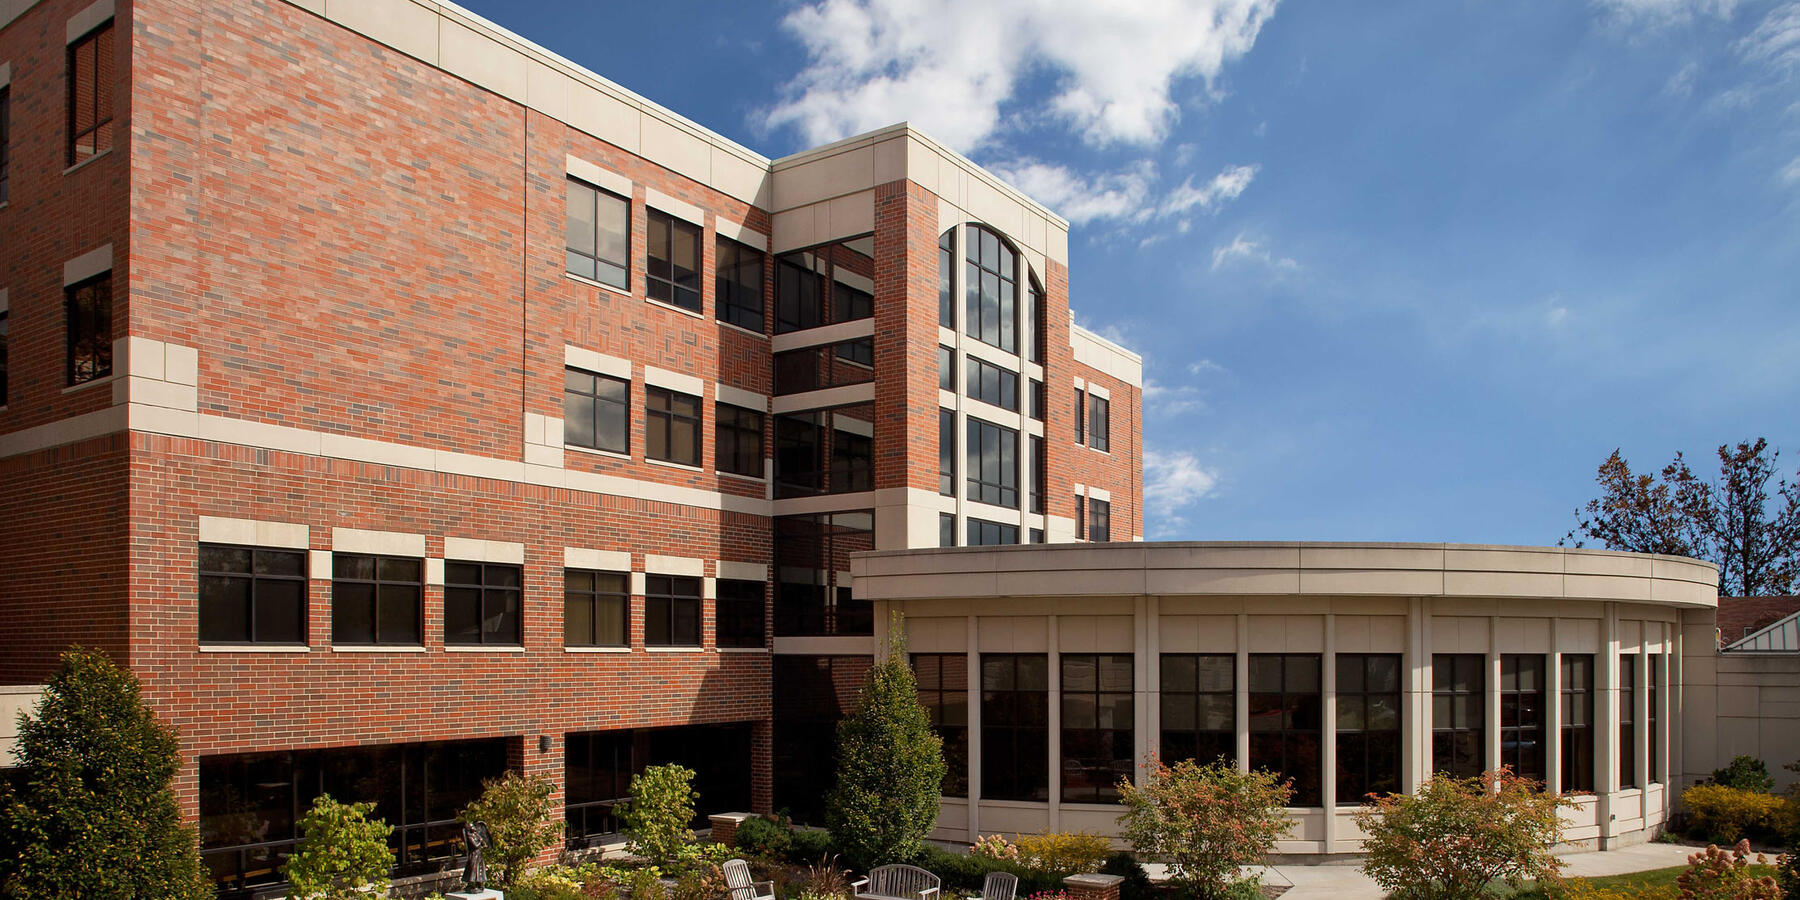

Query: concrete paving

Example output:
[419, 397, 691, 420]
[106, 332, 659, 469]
[1149, 842, 1701, 899]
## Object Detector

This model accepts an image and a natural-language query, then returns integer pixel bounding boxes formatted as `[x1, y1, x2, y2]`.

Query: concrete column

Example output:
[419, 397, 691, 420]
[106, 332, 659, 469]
[1145, 595, 1160, 766]
[1488, 640, 1503, 780]
[967, 615, 981, 837]
[1047, 614, 1061, 833]
[1321, 613, 1337, 848]
[1547, 633, 1562, 796]
[1410, 598, 1430, 791]
[1235, 614, 1250, 773]
[1598, 605, 1620, 846]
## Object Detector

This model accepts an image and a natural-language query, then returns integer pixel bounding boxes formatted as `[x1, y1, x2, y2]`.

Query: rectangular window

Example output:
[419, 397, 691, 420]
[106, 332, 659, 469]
[966, 518, 1018, 546]
[1, 86, 10, 203]
[66, 274, 112, 385]
[939, 409, 956, 496]
[716, 237, 765, 331]
[966, 357, 1019, 411]
[1029, 379, 1045, 421]
[715, 403, 764, 478]
[716, 579, 765, 649]
[1560, 654, 1594, 792]
[566, 179, 629, 289]
[1090, 499, 1112, 542]
[913, 653, 969, 797]
[565, 570, 627, 648]
[775, 237, 874, 333]
[331, 554, 423, 646]
[981, 654, 1049, 801]
[646, 209, 701, 312]
[938, 346, 955, 391]
[1336, 654, 1402, 802]
[1432, 654, 1486, 779]
[1089, 395, 1111, 452]
[773, 340, 876, 394]
[830, 423, 874, 493]
[964, 226, 1017, 353]
[1029, 278, 1046, 364]
[646, 386, 702, 467]
[938, 230, 954, 327]
[965, 419, 1019, 508]
[1061, 653, 1133, 803]
[645, 574, 701, 647]
[444, 562, 522, 646]
[1029, 528, 1044, 543]
[939, 513, 955, 548]
[1619, 655, 1637, 790]
[198, 544, 307, 645]
[1249, 654, 1322, 807]
[1075, 389, 1086, 444]
[1160, 654, 1235, 766]
[1029, 435, 1045, 515]
[1500, 654, 1547, 783]
[67, 20, 114, 166]
[564, 368, 629, 454]
[1076, 495, 1086, 539]
[1648, 655, 1661, 784]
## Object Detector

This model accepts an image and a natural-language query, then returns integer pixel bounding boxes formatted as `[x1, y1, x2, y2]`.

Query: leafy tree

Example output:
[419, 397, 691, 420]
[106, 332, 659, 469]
[1564, 439, 1800, 597]
[459, 770, 562, 887]
[1116, 756, 1292, 900]
[620, 763, 698, 867]
[826, 614, 946, 869]
[1354, 769, 1574, 900]
[283, 795, 395, 899]
[0, 646, 212, 899]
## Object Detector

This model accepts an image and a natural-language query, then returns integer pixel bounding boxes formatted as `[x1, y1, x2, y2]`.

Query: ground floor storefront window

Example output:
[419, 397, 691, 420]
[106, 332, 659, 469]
[564, 723, 755, 848]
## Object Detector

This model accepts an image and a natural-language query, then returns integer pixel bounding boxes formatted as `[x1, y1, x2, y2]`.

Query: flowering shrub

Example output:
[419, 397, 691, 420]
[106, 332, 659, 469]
[1015, 832, 1112, 875]
[1116, 755, 1292, 900]
[1681, 783, 1786, 845]
[1675, 841, 1779, 900]
[1355, 768, 1574, 900]
[1023, 891, 1071, 900]
[971, 834, 1022, 862]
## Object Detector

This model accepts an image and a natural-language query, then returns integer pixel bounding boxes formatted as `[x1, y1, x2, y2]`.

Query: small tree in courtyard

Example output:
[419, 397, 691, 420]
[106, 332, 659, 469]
[1116, 756, 1293, 900]
[0, 646, 212, 899]
[826, 614, 946, 868]
[620, 763, 698, 867]
[1355, 768, 1574, 900]
[459, 770, 561, 887]
[283, 795, 394, 899]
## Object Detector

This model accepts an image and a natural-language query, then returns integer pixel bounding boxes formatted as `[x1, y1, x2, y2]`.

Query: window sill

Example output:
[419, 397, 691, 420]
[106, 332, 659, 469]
[332, 645, 427, 653]
[718, 646, 769, 653]
[566, 646, 631, 653]
[566, 271, 633, 298]
[63, 148, 113, 176]
[199, 644, 310, 653]
[62, 373, 118, 394]
[718, 320, 768, 340]
[444, 644, 526, 653]
[645, 297, 706, 320]
[567, 443, 632, 462]
[645, 646, 704, 653]
[718, 471, 766, 484]
[645, 457, 704, 473]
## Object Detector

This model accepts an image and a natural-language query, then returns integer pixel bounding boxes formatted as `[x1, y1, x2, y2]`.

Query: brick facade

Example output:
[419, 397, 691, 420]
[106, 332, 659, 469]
[0, 0, 1144, 889]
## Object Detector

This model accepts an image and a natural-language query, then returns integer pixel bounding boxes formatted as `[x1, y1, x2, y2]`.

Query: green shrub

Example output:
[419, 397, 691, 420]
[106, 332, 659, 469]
[911, 845, 1061, 895]
[1713, 756, 1776, 794]
[1676, 841, 1780, 900]
[509, 864, 593, 900]
[460, 770, 562, 887]
[626, 865, 666, 900]
[827, 617, 946, 869]
[0, 646, 212, 899]
[1099, 852, 1153, 900]
[1354, 769, 1574, 900]
[1118, 756, 1293, 900]
[789, 828, 837, 866]
[283, 794, 395, 899]
[734, 816, 792, 860]
[621, 764, 699, 867]
[1682, 783, 1785, 845]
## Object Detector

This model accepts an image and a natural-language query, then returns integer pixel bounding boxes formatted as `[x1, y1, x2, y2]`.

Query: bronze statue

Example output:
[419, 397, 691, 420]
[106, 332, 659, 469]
[461, 820, 492, 892]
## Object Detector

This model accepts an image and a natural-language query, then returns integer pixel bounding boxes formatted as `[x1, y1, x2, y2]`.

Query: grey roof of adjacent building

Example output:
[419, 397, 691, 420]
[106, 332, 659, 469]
[1724, 610, 1800, 652]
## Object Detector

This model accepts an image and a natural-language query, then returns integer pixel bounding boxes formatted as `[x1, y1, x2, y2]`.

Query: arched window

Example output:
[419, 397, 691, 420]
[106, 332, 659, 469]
[964, 224, 1017, 353]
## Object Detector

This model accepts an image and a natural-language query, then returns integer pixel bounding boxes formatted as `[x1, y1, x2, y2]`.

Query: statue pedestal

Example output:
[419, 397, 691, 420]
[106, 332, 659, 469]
[446, 892, 502, 900]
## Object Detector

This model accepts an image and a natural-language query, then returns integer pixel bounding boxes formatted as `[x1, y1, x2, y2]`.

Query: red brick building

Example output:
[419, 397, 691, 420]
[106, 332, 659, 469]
[0, 0, 1143, 893]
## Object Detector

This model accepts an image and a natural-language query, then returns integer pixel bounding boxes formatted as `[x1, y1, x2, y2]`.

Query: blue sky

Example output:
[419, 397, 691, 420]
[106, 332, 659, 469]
[464, 0, 1800, 543]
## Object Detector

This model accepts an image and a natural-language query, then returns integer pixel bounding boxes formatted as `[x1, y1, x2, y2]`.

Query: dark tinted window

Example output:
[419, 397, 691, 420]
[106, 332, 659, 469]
[645, 574, 701, 647]
[331, 554, 423, 645]
[914, 654, 969, 797]
[646, 387, 702, 467]
[1500, 654, 1547, 783]
[1432, 653, 1485, 779]
[647, 209, 701, 312]
[716, 579, 765, 648]
[1560, 654, 1594, 791]
[1161, 654, 1235, 767]
[981, 654, 1048, 801]
[66, 275, 112, 385]
[1336, 654, 1402, 802]
[1090, 499, 1111, 542]
[1089, 395, 1111, 452]
[67, 21, 114, 166]
[964, 225, 1016, 353]
[966, 357, 1019, 411]
[938, 230, 954, 327]
[199, 544, 307, 645]
[716, 237, 765, 331]
[565, 569, 627, 648]
[715, 403, 764, 478]
[775, 236, 874, 333]
[565, 368, 629, 454]
[444, 562, 522, 646]
[966, 518, 1018, 546]
[965, 419, 1018, 508]
[1248, 653, 1322, 806]
[1061, 654, 1133, 803]
[566, 179, 629, 289]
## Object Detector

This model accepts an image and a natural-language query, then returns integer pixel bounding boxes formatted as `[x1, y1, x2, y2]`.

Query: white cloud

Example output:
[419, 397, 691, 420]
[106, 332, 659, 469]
[1187, 359, 1229, 376]
[1210, 233, 1299, 271]
[989, 160, 1258, 226]
[1783, 155, 1800, 184]
[1592, 0, 1738, 25]
[760, 0, 1280, 151]
[1738, 2, 1800, 72]
[1144, 449, 1222, 527]
[1143, 379, 1207, 417]
[1664, 60, 1702, 96]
